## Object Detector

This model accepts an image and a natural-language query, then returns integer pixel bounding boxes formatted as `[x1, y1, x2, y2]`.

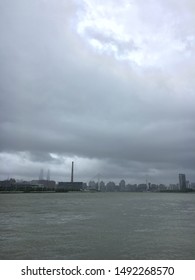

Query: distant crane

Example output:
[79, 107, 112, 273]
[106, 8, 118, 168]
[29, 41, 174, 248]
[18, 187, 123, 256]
[47, 169, 50, 181]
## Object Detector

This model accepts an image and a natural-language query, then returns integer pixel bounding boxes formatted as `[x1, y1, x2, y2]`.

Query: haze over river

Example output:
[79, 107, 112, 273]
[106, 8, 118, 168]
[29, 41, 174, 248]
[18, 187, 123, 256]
[0, 192, 195, 259]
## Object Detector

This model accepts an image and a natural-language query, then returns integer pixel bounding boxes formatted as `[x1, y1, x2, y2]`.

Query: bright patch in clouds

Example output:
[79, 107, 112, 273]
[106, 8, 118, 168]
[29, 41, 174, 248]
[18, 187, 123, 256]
[76, 0, 192, 67]
[0, 152, 102, 182]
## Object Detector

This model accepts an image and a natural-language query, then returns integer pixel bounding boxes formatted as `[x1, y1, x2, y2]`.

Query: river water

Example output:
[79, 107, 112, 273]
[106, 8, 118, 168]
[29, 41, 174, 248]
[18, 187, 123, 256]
[0, 192, 195, 259]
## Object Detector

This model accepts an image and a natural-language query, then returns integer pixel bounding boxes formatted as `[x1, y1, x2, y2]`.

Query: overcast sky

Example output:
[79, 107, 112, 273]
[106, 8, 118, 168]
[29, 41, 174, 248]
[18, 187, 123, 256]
[0, 0, 195, 184]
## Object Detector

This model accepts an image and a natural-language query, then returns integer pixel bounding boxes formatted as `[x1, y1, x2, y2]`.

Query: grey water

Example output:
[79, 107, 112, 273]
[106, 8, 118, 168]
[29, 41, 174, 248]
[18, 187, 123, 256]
[0, 192, 195, 260]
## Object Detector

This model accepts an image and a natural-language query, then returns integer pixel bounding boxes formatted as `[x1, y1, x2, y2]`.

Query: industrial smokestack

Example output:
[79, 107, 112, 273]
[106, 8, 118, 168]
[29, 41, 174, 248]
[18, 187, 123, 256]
[71, 161, 74, 183]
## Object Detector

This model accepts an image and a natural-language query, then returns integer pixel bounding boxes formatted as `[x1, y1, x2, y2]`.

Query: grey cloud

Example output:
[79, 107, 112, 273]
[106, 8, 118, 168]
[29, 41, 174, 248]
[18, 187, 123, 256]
[28, 152, 54, 163]
[0, 0, 195, 183]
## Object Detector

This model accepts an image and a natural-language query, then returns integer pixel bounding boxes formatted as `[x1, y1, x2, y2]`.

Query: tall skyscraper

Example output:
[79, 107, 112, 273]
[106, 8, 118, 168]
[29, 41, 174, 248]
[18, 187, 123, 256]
[179, 174, 187, 191]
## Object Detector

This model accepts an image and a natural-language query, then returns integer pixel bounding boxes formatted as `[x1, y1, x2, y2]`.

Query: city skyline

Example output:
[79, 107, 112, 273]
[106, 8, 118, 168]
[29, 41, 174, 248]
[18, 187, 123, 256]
[1, 169, 194, 189]
[0, 161, 194, 186]
[1, 173, 195, 193]
[1, 0, 195, 183]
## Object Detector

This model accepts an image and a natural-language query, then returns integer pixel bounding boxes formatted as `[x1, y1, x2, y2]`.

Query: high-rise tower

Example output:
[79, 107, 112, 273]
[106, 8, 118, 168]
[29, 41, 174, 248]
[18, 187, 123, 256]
[179, 174, 186, 191]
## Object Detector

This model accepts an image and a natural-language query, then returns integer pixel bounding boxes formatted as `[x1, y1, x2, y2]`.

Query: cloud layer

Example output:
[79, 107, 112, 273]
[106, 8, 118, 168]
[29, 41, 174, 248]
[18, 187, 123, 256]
[0, 0, 195, 184]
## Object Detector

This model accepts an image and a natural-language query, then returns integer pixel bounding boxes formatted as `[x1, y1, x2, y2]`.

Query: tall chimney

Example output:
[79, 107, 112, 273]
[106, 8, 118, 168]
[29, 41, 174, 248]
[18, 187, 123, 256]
[71, 161, 74, 183]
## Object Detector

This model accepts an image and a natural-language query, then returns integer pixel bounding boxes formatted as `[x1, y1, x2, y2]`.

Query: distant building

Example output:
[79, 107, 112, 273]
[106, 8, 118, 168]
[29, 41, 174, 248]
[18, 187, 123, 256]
[179, 174, 187, 191]
[15, 181, 42, 192]
[82, 182, 88, 190]
[56, 161, 83, 192]
[186, 180, 190, 189]
[137, 184, 147, 192]
[119, 180, 126, 191]
[169, 184, 179, 191]
[0, 179, 16, 191]
[31, 180, 56, 190]
[191, 182, 195, 190]
[57, 182, 83, 192]
[159, 184, 167, 191]
[88, 180, 97, 190]
[126, 184, 137, 192]
[149, 184, 158, 192]
[106, 181, 116, 192]
[99, 181, 106, 192]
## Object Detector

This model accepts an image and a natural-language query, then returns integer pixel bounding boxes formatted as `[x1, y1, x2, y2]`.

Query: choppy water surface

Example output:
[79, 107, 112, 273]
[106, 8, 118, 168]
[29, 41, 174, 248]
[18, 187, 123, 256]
[0, 192, 195, 259]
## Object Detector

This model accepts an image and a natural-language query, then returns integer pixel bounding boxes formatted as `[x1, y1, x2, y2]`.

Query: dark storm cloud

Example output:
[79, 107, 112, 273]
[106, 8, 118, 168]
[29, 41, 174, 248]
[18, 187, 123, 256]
[0, 0, 195, 183]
